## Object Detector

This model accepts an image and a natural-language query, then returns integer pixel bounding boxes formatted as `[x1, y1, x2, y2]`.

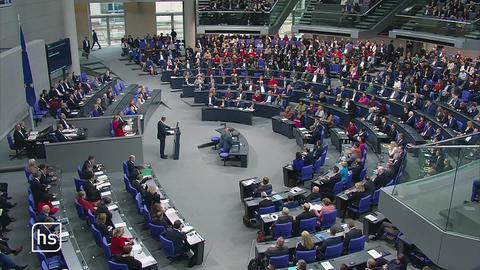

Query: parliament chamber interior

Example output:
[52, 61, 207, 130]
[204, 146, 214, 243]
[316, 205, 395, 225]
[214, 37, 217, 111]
[0, 0, 479, 269]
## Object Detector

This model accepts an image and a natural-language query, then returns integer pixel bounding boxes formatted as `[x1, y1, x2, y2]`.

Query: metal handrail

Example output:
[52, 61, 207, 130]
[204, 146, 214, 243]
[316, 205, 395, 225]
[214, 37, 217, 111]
[408, 132, 480, 149]
[395, 13, 476, 25]
[301, 0, 385, 17]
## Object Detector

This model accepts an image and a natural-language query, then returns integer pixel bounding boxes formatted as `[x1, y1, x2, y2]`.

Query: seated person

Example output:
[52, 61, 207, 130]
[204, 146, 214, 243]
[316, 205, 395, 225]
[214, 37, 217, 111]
[343, 221, 362, 249]
[252, 91, 263, 102]
[13, 124, 32, 155]
[292, 152, 304, 173]
[110, 227, 142, 270]
[296, 231, 316, 252]
[373, 166, 391, 189]
[317, 227, 343, 260]
[258, 192, 274, 208]
[95, 213, 112, 242]
[312, 198, 336, 226]
[162, 220, 195, 265]
[303, 148, 314, 167]
[91, 104, 103, 117]
[270, 207, 294, 231]
[143, 186, 161, 210]
[54, 124, 71, 142]
[206, 92, 217, 106]
[304, 186, 321, 202]
[58, 113, 74, 130]
[83, 171, 102, 203]
[77, 191, 97, 213]
[349, 158, 364, 183]
[265, 237, 289, 258]
[339, 161, 350, 185]
[294, 101, 307, 119]
[150, 203, 169, 227]
[295, 203, 315, 232]
[253, 177, 272, 197]
[334, 94, 343, 107]
[320, 166, 341, 197]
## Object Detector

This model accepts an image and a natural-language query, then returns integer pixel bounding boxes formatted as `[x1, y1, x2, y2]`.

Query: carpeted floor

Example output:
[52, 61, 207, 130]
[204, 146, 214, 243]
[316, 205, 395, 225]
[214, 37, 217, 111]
[0, 46, 416, 270]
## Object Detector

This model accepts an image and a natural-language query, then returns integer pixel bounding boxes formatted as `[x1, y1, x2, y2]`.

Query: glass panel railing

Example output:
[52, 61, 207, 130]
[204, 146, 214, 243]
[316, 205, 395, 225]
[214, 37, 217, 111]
[395, 14, 480, 38]
[197, 0, 289, 26]
[390, 133, 480, 239]
[292, 0, 389, 27]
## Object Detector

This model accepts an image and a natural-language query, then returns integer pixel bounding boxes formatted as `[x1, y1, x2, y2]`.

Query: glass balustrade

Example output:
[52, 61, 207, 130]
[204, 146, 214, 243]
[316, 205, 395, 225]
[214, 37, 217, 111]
[390, 133, 480, 239]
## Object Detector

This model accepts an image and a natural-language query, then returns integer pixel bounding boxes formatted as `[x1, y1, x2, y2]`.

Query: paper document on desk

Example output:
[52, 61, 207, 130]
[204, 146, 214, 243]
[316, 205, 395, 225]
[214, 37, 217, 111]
[281, 118, 288, 121]
[51, 201, 60, 206]
[124, 125, 132, 132]
[27, 135, 37, 140]
[101, 191, 111, 197]
[132, 244, 142, 252]
[97, 175, 108, 181]
[269, 214, 278, 221]
[60, 231, 69, 239]
[70, 111, 79, 115]
[272, 194, 283, 201]
[243, 179, 256, 186]
[298, 127, 307, 131]
[114, 222, 127, 228]
[138, 256, 156, 267]
[187, 232, 204, 244]
[290, 187, 302, 194]
[182, 225, 195, 233]
[98, 182, 111, 189]
[107, 204, 118, 211]
[368, 249, 382, 259]
[94, 171, 104, 176]
[309, 204, 322, 211]
[321, 261, 334, 270]
[365, 214, 378, 222]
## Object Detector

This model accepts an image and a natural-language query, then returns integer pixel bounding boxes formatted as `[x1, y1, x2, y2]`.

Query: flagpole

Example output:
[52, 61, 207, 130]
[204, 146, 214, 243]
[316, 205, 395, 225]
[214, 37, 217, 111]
[19, 14, 36, 130]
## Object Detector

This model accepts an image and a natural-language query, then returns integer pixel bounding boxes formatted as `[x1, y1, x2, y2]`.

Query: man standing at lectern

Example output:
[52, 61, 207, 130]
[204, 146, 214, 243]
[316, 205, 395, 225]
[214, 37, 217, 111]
[157, 116, 171, 159]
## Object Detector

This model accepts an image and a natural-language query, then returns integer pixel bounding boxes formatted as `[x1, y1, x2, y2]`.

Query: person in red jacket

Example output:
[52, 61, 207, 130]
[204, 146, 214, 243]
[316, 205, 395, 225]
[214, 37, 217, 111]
[346, 120, 357, 141]
[77, 191, 97, 213]
[252, 91, 264, 103]
[112, 115, 126, 137]
[111, 227, 142, 270]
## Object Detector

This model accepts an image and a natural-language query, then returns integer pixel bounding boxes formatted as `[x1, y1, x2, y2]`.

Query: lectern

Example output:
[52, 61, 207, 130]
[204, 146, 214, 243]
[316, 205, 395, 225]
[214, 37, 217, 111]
[173, 124, 181, 160]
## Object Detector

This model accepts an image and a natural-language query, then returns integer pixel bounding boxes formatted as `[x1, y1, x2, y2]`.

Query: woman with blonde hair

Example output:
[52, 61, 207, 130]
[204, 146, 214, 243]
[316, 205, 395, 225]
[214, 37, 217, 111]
[297, 231, 315, 251]
[95, 213, 112, 242]
[110, 227, 142, 270]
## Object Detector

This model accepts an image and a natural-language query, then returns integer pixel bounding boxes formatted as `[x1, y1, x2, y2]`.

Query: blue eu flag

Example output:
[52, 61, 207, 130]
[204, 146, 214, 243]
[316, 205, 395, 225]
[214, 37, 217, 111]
[20, 26, 36, 107]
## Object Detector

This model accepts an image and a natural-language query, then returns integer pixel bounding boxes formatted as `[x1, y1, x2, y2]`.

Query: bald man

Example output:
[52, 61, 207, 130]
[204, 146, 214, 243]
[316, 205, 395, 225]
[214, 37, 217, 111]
[271, 207, 294, 230]
[304, 186, 321, 202]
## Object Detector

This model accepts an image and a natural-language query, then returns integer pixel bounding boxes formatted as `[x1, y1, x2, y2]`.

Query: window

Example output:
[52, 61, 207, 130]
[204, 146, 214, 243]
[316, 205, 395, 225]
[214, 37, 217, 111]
[89, 2, 125, 46]
[155, 1, 183, 40]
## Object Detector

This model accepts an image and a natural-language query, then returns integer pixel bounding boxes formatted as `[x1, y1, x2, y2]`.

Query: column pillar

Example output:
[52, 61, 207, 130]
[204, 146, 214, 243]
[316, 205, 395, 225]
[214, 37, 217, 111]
[63, 0, 80, 74]
[183, 0, 196, 49]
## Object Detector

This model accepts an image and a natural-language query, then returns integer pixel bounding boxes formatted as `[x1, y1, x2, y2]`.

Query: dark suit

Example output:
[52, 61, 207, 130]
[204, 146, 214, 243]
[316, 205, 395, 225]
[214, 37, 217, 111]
[95, 223, 112, 242]
[54, 130, 69, 142]
[157, 121, 170, 157]
[127, 160, 138, 181]
[265, 245, 289, 258]
[29, 178, 50, 205]
[259, 198, 274, 208]
[272, 215, 293, 228]
[84, 180, 101, 202]
[13, 129, 27, 148]
[303, 152, 314, 166]
[96, 204, 113, 227]
[318, 236, 343, 256]
[373, 173, 390, 189]
[253, 184, 272, 197]
[58, 119, 71, 129]
[82, 40, 90, 56]
[343, 228, 363, 248]
[162, 229, 188, 254]
[304, 192, 321, 202]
